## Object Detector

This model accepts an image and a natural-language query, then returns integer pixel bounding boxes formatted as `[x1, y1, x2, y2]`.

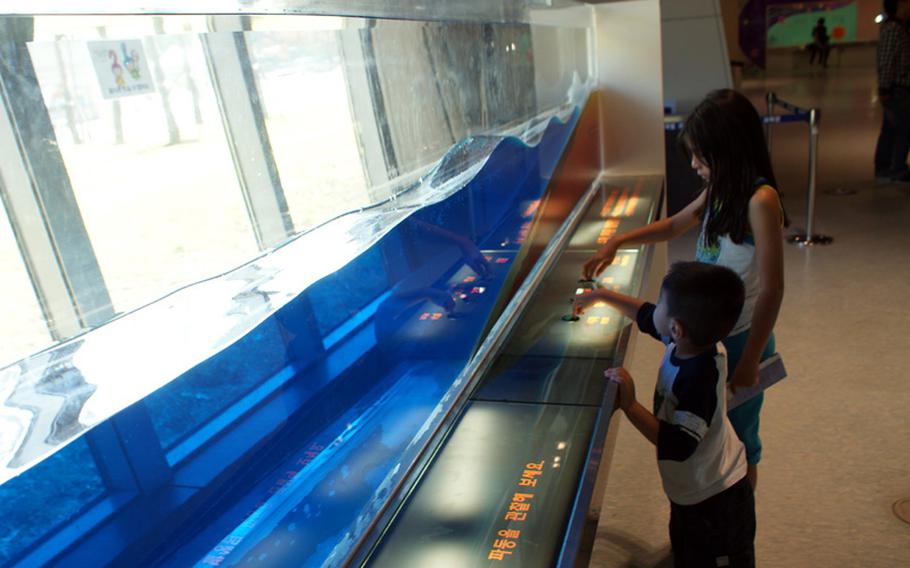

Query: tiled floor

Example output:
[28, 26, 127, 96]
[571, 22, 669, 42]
[589, 55, 910, 566]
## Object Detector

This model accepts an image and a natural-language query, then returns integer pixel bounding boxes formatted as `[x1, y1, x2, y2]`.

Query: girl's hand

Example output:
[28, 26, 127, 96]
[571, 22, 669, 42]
[605, 367, 636, 411]
[730, 360, 759, 392]
[583, 240, 619, 280]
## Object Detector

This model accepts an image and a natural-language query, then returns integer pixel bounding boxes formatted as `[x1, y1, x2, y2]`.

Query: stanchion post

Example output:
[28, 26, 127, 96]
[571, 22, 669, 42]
[806, 108, 819, 237]
[765, 91, 775, 154]
[787, 107, 833, 246]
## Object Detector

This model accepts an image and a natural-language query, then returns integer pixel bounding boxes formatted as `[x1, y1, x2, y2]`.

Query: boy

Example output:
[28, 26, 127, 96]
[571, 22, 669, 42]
[574, 261, 754, 567]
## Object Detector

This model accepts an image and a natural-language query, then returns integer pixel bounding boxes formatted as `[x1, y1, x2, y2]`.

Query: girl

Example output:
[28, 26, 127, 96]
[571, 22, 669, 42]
[583, 89, 785, 490]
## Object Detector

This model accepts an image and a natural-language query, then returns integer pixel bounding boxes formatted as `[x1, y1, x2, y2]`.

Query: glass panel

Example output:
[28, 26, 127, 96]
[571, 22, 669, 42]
[29, 17, 258, 317]
[0, 204, 53, 368]
[246, 22, 371, 232]
[0, 7, 594, 566]
[0, 437, 106, 564]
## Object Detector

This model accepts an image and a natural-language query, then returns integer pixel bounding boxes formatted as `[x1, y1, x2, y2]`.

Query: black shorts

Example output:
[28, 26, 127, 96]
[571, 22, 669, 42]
[669, 476, 756, 568]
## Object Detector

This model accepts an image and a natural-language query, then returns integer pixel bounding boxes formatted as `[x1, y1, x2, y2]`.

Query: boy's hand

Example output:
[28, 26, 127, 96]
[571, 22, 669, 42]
[605, 367, 636, 411]
[571, 291, 601, 318]
[583, 240, 619, 280]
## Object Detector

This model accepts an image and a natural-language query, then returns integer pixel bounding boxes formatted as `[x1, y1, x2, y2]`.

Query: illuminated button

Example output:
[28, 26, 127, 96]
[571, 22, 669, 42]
[464, 276, 476, 283]
[600, 317, 610, 325]
[599, 190, 619, 216]
[586, 316, 598, 325]
[611, 188, 630, 216]
[625, 185, 642, 216]
[496, 258, 509, 264]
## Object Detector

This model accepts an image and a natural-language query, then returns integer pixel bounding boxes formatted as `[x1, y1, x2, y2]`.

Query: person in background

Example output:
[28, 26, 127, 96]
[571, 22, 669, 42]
[875, 0, 910, 182]
[809, 17, 831, 67]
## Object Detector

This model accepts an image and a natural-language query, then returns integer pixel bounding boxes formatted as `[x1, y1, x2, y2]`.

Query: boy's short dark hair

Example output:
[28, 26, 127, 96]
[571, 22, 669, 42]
[661, 261, 745, 347]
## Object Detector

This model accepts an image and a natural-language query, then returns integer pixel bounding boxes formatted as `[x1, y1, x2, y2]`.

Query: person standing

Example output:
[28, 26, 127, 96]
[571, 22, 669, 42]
[875, 0, 910, 182]
[583, 89, 785, 492]
[809, 18, 831, 67]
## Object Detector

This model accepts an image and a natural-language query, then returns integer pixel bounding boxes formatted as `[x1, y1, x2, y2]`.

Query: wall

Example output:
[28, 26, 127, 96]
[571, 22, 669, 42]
[660, 0, 732, 113]
[593, 0, 665, 175]
[720, 0, 883, 65]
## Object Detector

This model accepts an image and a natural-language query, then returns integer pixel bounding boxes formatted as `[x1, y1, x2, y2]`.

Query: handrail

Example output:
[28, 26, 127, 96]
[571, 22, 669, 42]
[343, 172, 608, 567]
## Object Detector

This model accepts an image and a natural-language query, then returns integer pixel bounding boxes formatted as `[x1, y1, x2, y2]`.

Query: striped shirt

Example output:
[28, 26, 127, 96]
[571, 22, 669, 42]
[637, 303, 747, 506]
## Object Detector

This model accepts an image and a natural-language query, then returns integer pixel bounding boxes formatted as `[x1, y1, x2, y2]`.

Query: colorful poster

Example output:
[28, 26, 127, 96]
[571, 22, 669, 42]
[88, 40, 155, 99]
[766, 1, 857, 48]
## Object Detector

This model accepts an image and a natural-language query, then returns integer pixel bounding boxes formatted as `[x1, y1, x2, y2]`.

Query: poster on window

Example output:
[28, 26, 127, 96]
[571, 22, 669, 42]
[88, 40, 155, 99]
[766, 1, 857, 48]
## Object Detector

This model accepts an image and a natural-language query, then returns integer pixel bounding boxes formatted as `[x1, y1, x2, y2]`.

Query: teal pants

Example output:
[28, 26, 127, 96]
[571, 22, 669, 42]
[722, 329, 776, 466]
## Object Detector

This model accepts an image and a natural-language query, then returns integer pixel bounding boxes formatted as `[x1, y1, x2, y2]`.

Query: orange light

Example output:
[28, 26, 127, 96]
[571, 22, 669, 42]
[625, 183, 642, 216]
[611, 188, 630, 217]
[599, 189, 619, 216]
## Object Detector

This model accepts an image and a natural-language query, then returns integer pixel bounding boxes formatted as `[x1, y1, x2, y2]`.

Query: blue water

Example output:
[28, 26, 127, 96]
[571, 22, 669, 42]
[0, 108, 579, 567]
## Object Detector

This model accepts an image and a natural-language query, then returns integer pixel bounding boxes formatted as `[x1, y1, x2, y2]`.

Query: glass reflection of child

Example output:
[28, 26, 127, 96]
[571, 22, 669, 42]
[574, 261, 755, 567]
[583, 89, 785, 492]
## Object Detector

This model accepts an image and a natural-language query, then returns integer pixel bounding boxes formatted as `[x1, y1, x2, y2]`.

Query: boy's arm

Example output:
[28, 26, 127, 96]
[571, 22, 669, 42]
[605, 368, 658, 446]
[573, 288, 644, 320]
[624, 401, 659, 446]
[576, 292, 663, 342]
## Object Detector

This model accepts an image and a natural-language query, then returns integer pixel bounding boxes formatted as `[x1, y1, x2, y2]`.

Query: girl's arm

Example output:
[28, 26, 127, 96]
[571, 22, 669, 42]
[731, 186, 785, 390]
[583, 190, 707, 279]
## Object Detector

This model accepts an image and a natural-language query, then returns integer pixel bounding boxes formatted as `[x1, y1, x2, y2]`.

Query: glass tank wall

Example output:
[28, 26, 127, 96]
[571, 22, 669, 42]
[0, 4, 594, 566]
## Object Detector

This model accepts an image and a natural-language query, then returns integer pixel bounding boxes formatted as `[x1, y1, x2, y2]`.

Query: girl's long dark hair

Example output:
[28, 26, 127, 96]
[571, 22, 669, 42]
[680, 89, 786, 246]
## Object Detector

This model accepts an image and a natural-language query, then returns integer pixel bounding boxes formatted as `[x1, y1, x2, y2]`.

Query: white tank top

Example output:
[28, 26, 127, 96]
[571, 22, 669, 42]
[694, 186, 776, 336]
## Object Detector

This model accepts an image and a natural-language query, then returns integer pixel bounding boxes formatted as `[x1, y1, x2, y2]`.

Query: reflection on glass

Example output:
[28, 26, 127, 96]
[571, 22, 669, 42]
[0, 204, 52, 368]
[0, 9, 593, 567]
[246, 23, 370, 232]
[29, 17, 258, 318]
[0, 437, 104, 565]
